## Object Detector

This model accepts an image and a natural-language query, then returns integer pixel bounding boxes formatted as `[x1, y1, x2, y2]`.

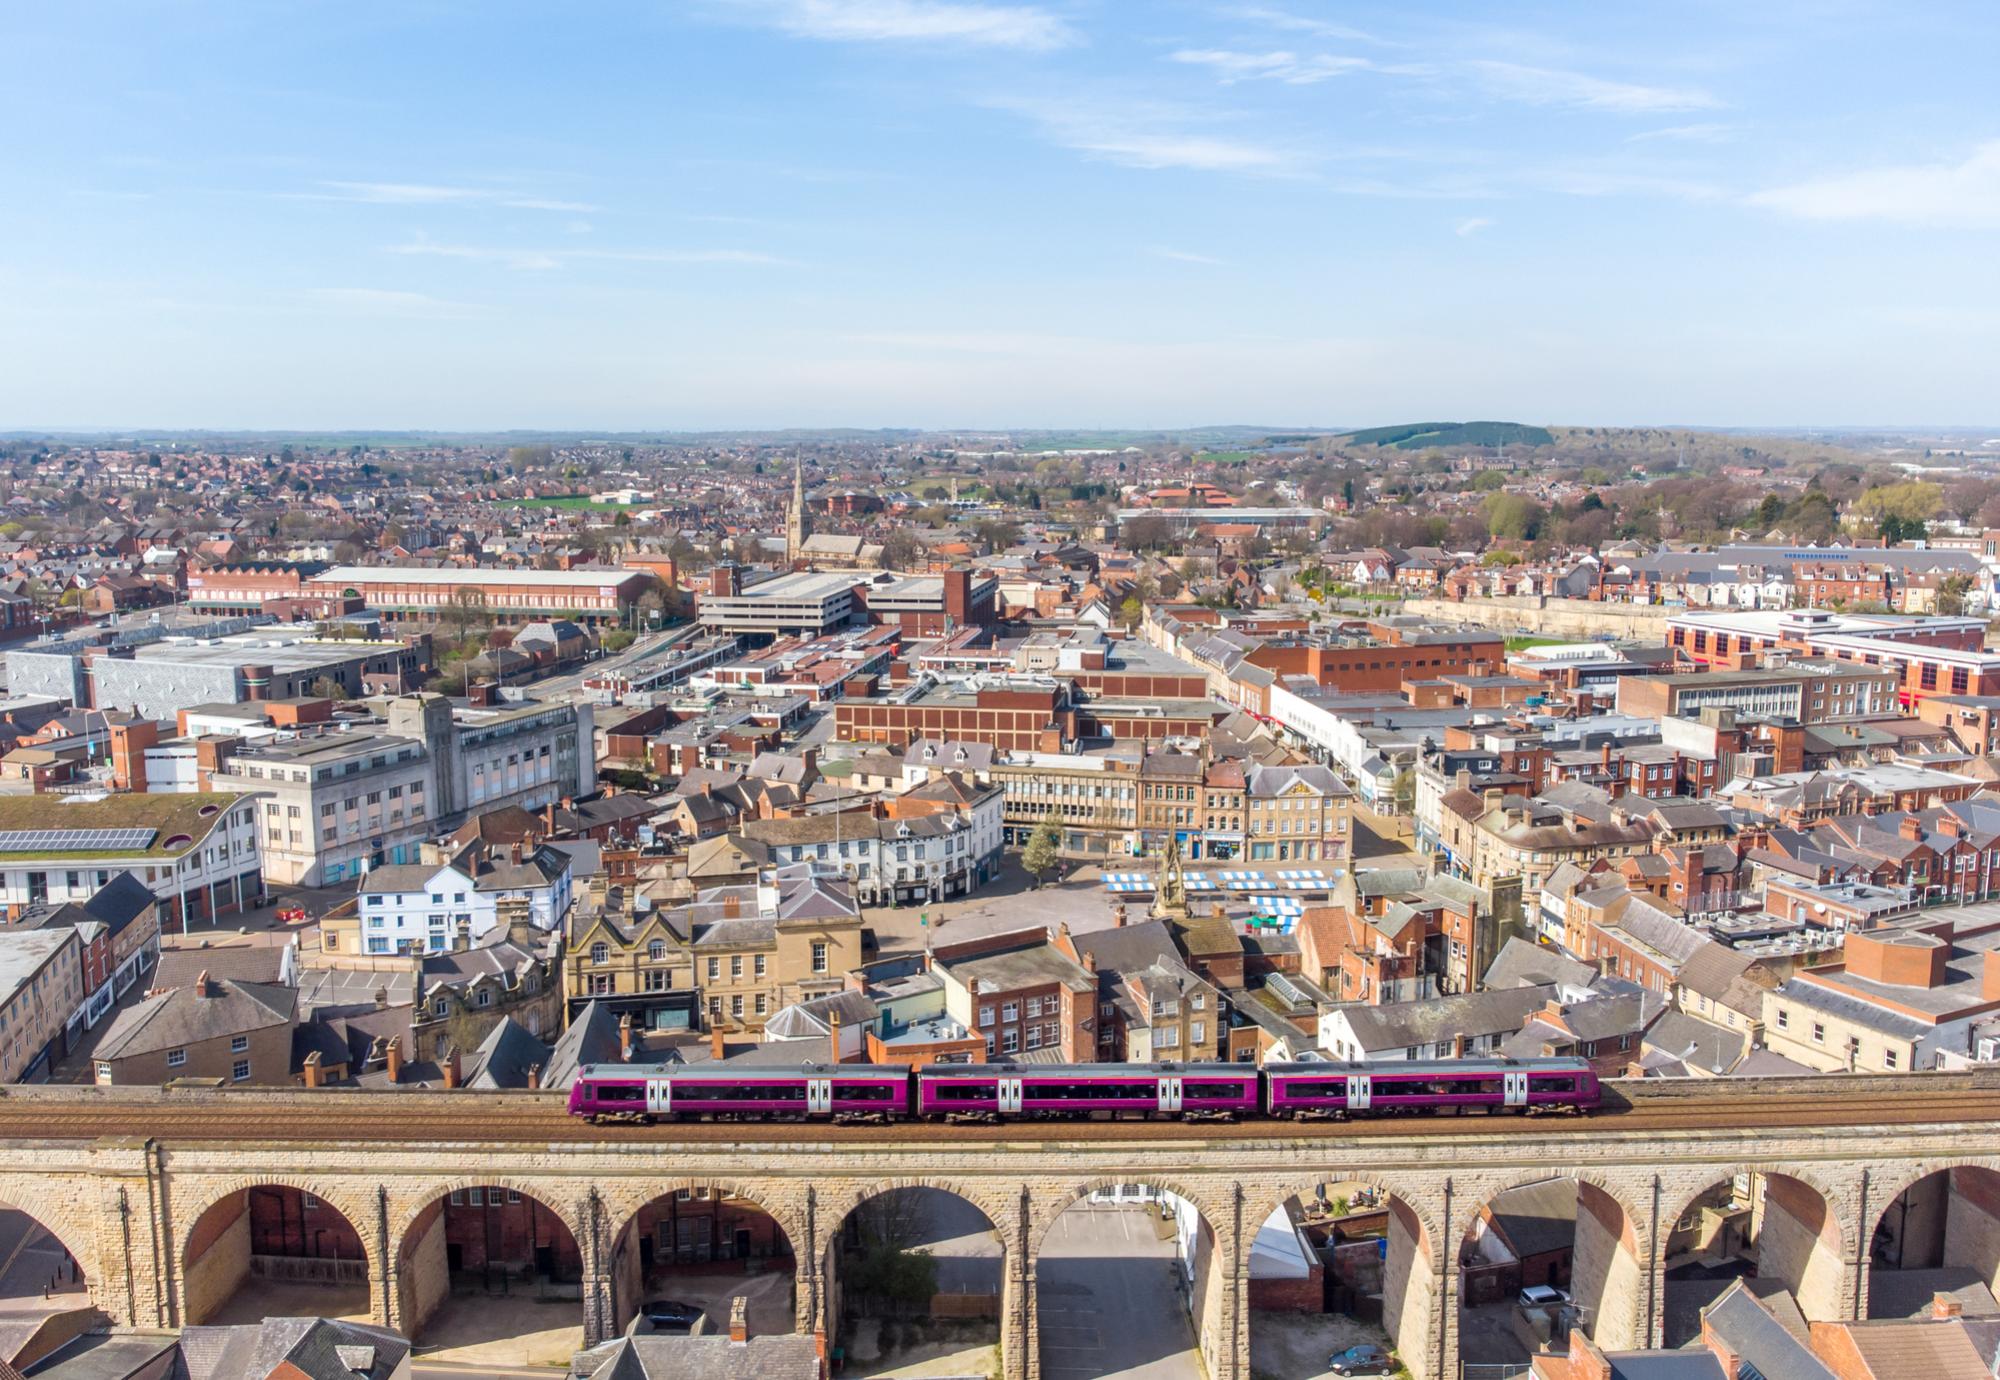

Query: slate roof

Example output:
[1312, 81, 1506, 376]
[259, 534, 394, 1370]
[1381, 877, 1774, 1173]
[95, 978, 295, 1060]
[180, 1318, 409, 1380]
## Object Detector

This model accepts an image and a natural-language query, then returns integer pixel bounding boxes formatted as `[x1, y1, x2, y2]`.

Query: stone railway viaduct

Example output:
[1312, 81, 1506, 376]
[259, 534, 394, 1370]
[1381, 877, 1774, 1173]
[7, 1074, 2000, 1380]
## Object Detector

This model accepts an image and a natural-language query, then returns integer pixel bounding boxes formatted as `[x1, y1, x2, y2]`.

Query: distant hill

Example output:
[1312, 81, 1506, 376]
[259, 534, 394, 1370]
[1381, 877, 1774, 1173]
[1341, 421, 1555, 450]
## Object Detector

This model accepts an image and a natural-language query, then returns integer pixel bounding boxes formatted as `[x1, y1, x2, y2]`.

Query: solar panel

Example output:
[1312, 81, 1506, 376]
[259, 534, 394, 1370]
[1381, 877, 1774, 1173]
[0, 827, 160, 853]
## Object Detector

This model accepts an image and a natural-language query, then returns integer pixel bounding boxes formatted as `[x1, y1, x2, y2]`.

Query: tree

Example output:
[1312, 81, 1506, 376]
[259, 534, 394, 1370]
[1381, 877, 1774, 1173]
[1021, 811, 1062, 887]
[1854, 481, 1943, 526]
[879, 528, 926, 570]
[1121, 513, 1173, 552]
[309, 675, 345, 702]
[1392, 768, 1416, 815]
[1117, 595, 1144, 629]
[1936, 573, 1975, 618]
[440, 586, 491, 639]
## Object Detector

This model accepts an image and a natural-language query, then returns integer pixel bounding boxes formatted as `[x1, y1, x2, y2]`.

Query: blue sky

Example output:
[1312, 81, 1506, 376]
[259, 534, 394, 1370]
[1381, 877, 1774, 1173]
[4, 1, 1998, 431]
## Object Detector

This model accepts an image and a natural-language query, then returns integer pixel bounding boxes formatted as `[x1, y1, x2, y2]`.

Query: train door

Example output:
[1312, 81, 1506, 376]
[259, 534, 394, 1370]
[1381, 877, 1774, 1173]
[646, 1079, 672, 1117]
[1347, 1073, 1372, 1111]
[1156, 1077, 1183, 1113]
[1503, 1072, 1528, 1107]
[807, 1079, 833, 1114]
[998, 1077, 1024, 1113]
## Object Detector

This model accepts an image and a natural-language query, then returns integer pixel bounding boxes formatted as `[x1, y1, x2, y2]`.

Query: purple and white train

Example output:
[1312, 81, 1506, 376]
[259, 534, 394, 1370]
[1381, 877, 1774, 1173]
[567, 1057, 1602, 1124]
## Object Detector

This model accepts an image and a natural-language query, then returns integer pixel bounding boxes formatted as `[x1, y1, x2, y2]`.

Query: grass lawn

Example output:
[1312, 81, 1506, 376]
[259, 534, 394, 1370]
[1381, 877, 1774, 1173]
[1504, 634, 1570, 651]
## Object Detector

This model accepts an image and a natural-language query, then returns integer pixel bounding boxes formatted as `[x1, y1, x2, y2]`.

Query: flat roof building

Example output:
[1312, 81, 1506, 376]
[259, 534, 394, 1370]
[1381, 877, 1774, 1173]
[307, 564, 652, 625]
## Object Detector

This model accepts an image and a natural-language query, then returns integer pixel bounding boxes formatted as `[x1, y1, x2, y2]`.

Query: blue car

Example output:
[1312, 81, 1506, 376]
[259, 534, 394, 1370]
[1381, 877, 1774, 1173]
[1329, 1344, 1395, 1376]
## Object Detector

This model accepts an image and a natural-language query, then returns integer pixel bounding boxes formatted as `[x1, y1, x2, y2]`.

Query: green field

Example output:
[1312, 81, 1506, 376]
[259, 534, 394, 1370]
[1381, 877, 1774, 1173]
[1504, 634, 1570, 651]
[1196, 450, 1259, 464]
[1344, 421, 1556, 450]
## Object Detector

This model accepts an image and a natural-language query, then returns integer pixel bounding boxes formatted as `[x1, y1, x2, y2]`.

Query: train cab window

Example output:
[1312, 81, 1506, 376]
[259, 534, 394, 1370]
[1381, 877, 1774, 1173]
[934, 1083, 997, 1101]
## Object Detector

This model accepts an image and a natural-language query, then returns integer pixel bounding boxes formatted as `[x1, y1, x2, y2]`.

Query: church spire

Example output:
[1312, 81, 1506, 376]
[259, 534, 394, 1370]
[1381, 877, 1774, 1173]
[786, 453, 808, 566]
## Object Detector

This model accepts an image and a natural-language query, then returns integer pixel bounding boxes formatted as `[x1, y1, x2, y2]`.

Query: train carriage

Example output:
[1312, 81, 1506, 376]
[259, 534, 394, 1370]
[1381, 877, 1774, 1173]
[569, 1062, 913, 1123]
[1265, 1057, 1598, 1118]
[916, 1062, 1260, 1120]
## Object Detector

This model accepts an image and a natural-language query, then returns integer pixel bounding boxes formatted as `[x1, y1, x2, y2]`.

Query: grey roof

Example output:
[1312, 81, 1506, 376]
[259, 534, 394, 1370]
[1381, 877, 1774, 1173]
[1642, 1009, 1749, 1075]
[1335, 985, 1555, 1052]
[466, 1016, 552, 1089]
[180, 1317, 410, 1380]
[544, 999, 625, 1089]
[763, 990, 879, 1040]
[571, 1332, 822, 1379]
[1483, 937, 1597, 991]
[1701, 1279, 1837, 1380]
[1485, 1176, 1576, 1260]
[17, 1331, 180, 1380]
[1770, 975, 1932, 1041]
[95, 978, 295, 1060]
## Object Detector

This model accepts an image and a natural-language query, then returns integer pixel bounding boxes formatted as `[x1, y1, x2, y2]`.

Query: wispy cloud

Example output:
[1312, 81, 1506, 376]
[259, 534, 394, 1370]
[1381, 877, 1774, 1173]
[386, 237, 799, 270]
[1455, 216, 1492, 236]
[992, 97, 1303, 175]
[1626, 122, 1735, 145]
[313, 181, 600, 212]
[1222, 4, 1383, 45]
[1749, 141, 2000, 229]
[719, 0, 1075, 50]
[305, 287, 479, 318]
[1151, 246, 1228, 265]
[1470, 61, 1719, 114]
[1168, 48, 1370, 85]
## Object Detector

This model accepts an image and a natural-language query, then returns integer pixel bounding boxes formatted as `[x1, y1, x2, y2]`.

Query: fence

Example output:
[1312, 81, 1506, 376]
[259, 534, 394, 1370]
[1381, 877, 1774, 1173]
[1461, 1363, 1532, 1380]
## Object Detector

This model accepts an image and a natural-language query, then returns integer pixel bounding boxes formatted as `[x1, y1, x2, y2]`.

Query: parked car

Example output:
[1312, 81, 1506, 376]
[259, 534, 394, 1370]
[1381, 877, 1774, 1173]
[638, 1299, 703, 1333]
[1328, 1344, 1396, 1376]
[1519, 1284, 1571, 1309]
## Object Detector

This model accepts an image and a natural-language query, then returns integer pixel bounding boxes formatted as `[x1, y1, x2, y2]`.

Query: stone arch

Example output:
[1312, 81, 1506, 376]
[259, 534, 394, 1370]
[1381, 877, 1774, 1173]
[173, 1174, 379, 1327]
[1245, 1172, 1448, 1380]
[821, 1177, 1020, 1257]
[603, 1179, 806, 1342]
[1861, 1158, 2000, 1316]
[0, 1173, 101, 1293]
[816, 1178, 1012, 1370]
[1457, 1168, 1653, 1353]
[389, 1176, 587, 1250]
[1029, 1174, 1226, 1259]
[1657, 1166, 1849, 1336]
[389, 1179, 588, 1345]
[1033, 1174, 1230, 1380]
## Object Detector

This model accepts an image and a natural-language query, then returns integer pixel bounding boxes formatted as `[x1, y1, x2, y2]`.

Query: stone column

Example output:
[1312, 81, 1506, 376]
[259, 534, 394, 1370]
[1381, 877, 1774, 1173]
[579, 1191, 617, 1347]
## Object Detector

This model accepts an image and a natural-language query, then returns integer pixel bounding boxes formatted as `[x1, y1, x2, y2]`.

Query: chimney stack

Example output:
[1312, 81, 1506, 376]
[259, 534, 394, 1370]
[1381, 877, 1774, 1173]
[1933, 1293, 1965, 1320]
[618, 1012, 635, 1062]
[728, 1297, 749, 1345]
[194, 969, 213, 998]
[443, 1045, 462, 1089]
[526, 1063, 542, 1091]
[1451, 1033, 1467, 1059]
[302, 1051, 323, 1088]
[385, 1036, 404, 1084]
[711, 1025, 726, 1060]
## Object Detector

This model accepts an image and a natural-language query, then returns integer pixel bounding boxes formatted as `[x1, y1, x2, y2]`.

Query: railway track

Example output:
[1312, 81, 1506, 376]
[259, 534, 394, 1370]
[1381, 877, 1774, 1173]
[0, 1078, 1994, 1146]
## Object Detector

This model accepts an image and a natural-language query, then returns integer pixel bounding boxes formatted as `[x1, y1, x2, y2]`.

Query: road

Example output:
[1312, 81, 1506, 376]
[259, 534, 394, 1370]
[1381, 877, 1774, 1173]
[1037, 1207, 1201, 1380]
[524, 624, 697, 704]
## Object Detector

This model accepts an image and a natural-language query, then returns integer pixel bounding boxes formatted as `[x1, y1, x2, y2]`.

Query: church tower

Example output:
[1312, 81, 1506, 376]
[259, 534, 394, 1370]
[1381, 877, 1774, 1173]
[786, 455, 809, 566]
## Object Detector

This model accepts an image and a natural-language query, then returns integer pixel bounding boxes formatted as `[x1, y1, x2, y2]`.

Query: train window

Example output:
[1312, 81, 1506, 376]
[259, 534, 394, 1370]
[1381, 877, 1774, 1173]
[834, 1084, 897, 1101]
[594, 1085, 643, 1102]
[675, 1083, 808, 1102]
[1282, 1081, 1343, 1100]
[934, 1083, 996, 1101]
[1531, 1077, 1576, 1093]
[1184, 1081, 1248, 1097]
